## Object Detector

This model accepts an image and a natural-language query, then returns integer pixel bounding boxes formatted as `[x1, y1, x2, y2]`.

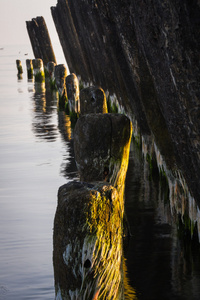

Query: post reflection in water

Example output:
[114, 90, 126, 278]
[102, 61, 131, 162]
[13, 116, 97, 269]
[57, 111, 79, 180]
[124, 142, 200, 300]
[31, 82, 59, 142]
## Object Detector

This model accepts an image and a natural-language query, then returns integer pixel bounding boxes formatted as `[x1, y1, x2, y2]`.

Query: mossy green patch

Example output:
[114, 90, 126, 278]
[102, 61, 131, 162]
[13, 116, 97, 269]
[79, 80, 84, 91]
[50, 78, 57, 90]
[44, 68, 50, 78]
[107, 96, 119, 113]
[84, 187, 124, 299]
[58, 93, 67, 109]
[35, 71, 45, 83]
[177, 213, 198, 241]
[69, 111, 79, 128]
[146, 153, 159, 180]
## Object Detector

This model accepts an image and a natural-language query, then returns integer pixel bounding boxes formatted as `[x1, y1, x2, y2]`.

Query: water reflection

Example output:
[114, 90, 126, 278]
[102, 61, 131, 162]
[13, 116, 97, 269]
[32, 82, 59, 142]
[123, 258, 137, 299]
[57, 111, 78, 180]
[30, 77, 78, 180]
[124, 141, 200, 300]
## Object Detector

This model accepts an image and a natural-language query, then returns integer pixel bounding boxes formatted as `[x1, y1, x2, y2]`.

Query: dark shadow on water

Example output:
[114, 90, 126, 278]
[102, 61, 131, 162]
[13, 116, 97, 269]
[124, 141, 200, 300]
[31, 83, 59, 142]
[57, 110, 79, 180]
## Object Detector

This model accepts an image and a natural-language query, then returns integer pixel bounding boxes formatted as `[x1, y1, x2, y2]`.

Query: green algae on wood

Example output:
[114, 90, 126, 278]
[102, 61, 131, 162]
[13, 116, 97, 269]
[54, 64, 68, 108]
[53, 181, 125, 300]
[32, 58, 45, 82]
[107, 95, 119, 113]
[74, 113, 132, 215]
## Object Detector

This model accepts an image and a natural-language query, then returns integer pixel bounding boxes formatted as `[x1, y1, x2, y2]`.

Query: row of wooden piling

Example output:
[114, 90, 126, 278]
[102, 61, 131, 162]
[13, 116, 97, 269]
[18, 26, 133, 297]
[16, 57, 114, 122]
[16, 56, 133, 299]
[52, 69, 133, 298]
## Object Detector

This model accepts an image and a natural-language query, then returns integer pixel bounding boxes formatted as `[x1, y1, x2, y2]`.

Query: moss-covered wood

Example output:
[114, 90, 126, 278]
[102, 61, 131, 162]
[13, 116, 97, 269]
[32, 58, 45, 82]
[53, 181, 125, 299]
[66, 73, 80, 113]
[74, 113, 132, 210]
[55, 64, 68, 108]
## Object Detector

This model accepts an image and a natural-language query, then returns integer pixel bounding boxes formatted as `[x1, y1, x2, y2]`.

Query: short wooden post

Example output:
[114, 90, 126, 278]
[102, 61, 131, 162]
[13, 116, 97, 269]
[65, 73, 80, 113]
[54, 64, 68, 107]
[47, 61, 56, 79]
[80, 86, 108, 115]
[16, 60, 23, 75]
[53, 181, 124, 299]
[74, 113, 132, 210]
[46, 61, 56, 90]
[32, 58, 45, 82]
[26, 59, 33, 79]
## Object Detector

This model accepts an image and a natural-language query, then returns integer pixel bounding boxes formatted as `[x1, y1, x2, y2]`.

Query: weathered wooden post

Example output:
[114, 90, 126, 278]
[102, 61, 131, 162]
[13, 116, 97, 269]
[32, 58, 45, 82]
[54, 64, 68, 107]
[65, 73, 80, 113]
[26, 16, 57, 66]
[46, 61, 56, 89]
[74, 113, 132, 209]
[53, 181, 124, 299]
[26, 59, 33, 79]
[47, 61, 56, 79]
[80, 86, 108, 114]
[16, 60, 23, 75]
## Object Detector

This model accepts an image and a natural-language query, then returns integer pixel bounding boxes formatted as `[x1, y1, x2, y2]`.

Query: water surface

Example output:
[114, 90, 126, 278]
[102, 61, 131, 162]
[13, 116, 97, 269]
[0, 45, 75, 299]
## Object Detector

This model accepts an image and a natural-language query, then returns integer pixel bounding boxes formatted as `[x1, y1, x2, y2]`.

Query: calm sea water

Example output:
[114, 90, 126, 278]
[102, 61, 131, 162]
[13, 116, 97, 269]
[0, 44, 76, 299]
[0, 44, 200, 300]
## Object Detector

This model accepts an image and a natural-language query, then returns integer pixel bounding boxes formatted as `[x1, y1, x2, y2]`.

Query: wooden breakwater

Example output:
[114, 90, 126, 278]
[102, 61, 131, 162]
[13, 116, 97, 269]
[22, 9, 200, 299]
[53, 107, 133, 299]
[21, 17, 134, 297]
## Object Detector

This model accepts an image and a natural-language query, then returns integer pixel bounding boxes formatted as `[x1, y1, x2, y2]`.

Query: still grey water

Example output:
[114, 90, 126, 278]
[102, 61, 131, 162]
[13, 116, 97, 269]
[0, 44, 76, 299]
[0, 45, 200, 300]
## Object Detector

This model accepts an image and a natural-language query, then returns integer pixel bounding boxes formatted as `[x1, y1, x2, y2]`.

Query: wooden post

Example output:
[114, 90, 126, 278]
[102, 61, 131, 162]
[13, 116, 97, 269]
[47, 61, 56, 79]
[54, 64, 68, 107]
[53, 181, 124, 299]
[65, 73, 80, 113]
[32, 58, 45, 82]
[16, 60, 23, 75]
[26, 16, 57, 66]
[80, 86, 108, 115]
[26, 59, 33, 79]
[74, 113, 132, 210]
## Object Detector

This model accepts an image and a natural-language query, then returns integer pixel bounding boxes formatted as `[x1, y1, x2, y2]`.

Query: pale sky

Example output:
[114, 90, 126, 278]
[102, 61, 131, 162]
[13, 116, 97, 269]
[0, 0, 65, 62]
